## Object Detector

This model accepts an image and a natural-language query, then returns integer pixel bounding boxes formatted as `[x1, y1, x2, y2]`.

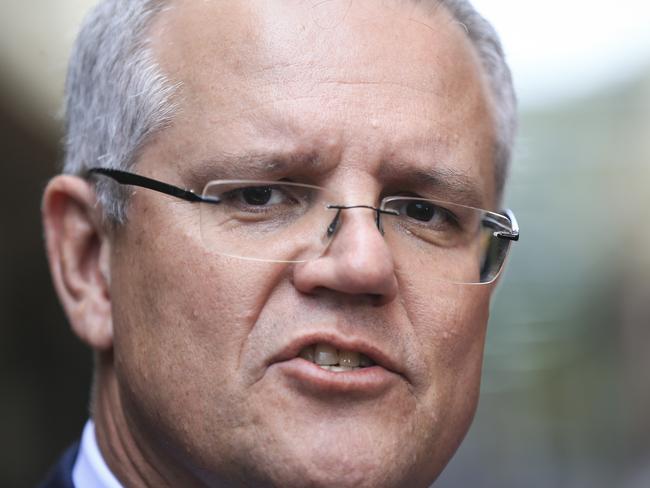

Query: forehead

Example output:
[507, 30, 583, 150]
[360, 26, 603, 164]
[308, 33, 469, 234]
[148, 0, 498, 205]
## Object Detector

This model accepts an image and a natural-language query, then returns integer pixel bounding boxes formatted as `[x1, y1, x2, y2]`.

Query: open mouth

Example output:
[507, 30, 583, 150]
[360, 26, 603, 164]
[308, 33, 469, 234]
[269, 336, 404, 395]
[298, 343, 377, 372]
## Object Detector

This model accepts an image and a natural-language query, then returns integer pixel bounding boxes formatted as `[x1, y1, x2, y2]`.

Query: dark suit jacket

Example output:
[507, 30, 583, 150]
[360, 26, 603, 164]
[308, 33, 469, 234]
[37, 442, 79, 488]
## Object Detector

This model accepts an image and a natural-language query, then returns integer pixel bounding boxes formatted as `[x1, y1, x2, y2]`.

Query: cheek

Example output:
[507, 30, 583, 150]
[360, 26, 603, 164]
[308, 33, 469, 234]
[111, 195, 279, 355]
[112, 226, 247, 366]
[401, 275, 491, 370]
[432, 285, 490, 367]
[400, 274, 491, 411]
[425, 284, 490, 407]
[108, 207, 285, 457]
[398, 277, 491, 460]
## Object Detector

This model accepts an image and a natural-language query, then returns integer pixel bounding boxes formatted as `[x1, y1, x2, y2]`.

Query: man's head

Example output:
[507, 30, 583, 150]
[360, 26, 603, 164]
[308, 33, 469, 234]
[43, 1, 516, 486]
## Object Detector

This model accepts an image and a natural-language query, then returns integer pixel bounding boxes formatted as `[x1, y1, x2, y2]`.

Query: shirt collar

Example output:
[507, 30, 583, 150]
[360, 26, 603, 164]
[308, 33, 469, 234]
[72, 420, 124, 488]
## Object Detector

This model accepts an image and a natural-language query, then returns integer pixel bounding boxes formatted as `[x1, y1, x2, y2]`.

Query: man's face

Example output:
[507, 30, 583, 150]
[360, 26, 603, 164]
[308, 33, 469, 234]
[109, 0, 498, 486]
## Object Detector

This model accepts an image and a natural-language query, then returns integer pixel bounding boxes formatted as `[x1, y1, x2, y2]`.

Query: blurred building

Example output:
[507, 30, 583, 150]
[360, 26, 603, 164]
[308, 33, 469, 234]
[438, 67, 650, 488]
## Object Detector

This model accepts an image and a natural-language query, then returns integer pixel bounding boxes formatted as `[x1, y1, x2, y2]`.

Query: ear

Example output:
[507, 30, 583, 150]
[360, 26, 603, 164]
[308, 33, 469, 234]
[42, 175, 113, 350]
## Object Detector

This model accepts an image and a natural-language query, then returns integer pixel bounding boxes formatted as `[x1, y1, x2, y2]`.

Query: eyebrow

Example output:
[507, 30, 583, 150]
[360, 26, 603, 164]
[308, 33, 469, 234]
[186, 151, 485, 207]
[379, 162, 485, 208]
[186, 151, 324, 183]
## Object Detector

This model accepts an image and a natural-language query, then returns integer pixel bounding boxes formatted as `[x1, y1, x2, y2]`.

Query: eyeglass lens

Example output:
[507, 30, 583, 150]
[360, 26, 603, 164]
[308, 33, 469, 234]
[199, 181, 512, 284]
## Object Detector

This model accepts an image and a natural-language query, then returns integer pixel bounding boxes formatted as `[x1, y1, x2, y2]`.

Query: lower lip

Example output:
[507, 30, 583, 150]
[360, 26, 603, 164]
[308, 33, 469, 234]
[270, 358, 401, 397]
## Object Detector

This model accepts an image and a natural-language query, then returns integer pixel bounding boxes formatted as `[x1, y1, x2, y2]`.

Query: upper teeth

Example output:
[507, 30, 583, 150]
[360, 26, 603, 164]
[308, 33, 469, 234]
[299, 344, 375, 370]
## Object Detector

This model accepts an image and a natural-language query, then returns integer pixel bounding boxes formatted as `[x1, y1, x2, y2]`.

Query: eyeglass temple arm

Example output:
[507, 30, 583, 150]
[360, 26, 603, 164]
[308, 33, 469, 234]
[485, 208, 519, 241]
[86, 168, 217, 204]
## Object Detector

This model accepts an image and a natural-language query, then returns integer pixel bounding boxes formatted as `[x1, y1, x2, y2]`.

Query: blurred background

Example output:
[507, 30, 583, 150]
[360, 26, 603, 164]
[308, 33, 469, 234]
[0, 1, 648, 486]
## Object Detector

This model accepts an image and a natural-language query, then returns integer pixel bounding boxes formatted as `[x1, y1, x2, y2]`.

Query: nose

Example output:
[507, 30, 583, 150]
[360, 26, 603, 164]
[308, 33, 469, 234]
[292, 207, 398, 305]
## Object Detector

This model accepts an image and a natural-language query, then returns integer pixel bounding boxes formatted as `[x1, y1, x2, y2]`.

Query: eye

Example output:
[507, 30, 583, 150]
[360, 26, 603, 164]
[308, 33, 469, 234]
[398, 199, 460, 229]
[228, 186, 292, 207]
[405, 201, 436, 222]
[241, 186, 274, 205]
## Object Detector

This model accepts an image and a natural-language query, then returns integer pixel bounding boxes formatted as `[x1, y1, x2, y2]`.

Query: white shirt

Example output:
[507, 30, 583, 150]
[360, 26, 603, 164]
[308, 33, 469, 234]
[72, 420, 124, 488]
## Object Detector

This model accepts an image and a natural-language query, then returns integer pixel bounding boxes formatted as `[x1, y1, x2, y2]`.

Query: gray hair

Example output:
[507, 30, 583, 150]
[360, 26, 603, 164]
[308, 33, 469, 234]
[63, 0, 516, 222]
[63, 0, 175, 222]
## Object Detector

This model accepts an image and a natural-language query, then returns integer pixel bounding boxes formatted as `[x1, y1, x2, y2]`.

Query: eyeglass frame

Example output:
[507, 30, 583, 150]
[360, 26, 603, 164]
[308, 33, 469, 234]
[86, 166, 518, 236]
[86, 167, 519, 254]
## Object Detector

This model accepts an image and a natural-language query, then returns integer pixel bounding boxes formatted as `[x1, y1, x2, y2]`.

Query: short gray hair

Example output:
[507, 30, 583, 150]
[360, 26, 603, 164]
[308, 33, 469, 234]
[63, 0, 516, 222]
[63, 0, 176, 222]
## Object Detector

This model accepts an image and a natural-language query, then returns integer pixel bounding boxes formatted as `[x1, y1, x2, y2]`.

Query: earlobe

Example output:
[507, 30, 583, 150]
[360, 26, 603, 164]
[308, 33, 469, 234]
[42, 175, 114, 351]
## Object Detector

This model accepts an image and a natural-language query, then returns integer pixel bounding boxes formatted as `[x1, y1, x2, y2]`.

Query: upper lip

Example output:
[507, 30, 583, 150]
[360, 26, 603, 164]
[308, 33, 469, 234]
[268, 331, 407, 378]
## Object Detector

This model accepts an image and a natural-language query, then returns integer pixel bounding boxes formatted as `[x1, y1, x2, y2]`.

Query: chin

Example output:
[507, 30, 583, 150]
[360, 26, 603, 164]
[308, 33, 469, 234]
[230, 415, 442, 488]
[251, 449, 427, 488]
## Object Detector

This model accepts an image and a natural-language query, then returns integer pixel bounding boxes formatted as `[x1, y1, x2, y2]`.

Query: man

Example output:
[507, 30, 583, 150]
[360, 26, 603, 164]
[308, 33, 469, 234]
[40, 0, 518, 486]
